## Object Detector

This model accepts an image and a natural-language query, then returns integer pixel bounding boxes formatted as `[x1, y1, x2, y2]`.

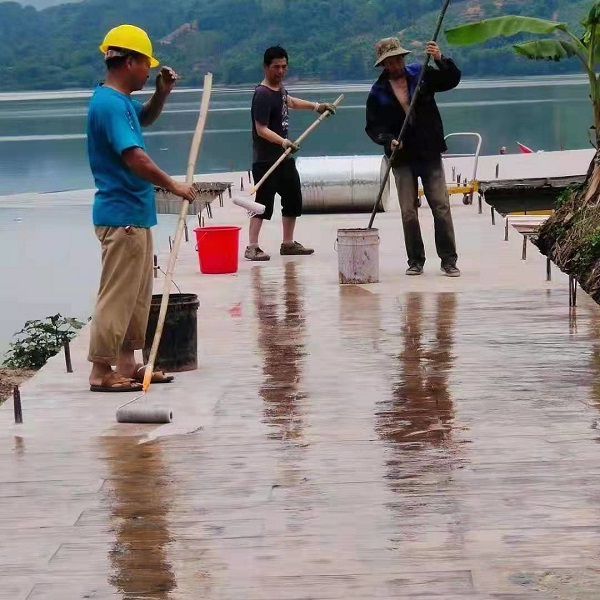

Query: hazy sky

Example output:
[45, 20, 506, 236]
[17, 0, 81, 9]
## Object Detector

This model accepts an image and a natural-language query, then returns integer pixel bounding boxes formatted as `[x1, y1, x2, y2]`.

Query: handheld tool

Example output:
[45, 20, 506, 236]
[116, 72, 213, 424]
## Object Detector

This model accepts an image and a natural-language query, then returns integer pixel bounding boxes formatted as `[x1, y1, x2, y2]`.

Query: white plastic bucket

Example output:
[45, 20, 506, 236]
[336, 228, 380, 284]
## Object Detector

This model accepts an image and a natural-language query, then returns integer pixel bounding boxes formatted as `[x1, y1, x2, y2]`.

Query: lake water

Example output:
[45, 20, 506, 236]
[0, 75, 593, 358]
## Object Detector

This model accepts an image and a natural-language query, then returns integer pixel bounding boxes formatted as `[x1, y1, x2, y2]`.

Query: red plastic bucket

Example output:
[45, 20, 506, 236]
[193, 226, 241, 274]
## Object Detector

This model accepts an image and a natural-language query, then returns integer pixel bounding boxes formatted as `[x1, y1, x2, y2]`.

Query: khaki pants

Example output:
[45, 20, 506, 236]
[88, 226, 153, 365]
[392, 156, 457, 268]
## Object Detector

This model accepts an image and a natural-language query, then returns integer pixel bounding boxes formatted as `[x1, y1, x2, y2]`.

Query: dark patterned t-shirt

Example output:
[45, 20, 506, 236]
[251, 84, 289, 164]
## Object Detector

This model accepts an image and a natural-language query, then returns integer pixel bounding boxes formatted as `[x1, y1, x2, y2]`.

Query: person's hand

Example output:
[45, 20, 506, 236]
[156, 66, 179, 95]
[315, 102, 337, 115]
[425, 41, 442, 61]
[391, 139, 403, 151]
[170, 181, 197, 202]
[282, 139, 300, 153]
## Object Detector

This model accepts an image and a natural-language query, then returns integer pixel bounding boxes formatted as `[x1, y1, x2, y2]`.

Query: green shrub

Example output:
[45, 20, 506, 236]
[3, 314, 86, 370]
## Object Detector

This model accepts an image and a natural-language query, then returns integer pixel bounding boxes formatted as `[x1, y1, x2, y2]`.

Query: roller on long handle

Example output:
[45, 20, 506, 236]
[249, 94, 345, 195]
[231, 94, 344, 216]
[116, 72, 213, 424]
[367, 0, 451, 229]
[232, 196, 266, 216]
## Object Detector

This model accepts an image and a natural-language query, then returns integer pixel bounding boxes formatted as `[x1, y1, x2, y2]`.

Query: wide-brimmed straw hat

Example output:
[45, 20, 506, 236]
[373, 37, 411, 67]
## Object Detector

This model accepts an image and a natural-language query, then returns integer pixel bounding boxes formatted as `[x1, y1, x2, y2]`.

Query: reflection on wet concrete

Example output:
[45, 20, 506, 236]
[375, 292, 466, 546]
[101, 436, 176, 598]
[589, 309, 600, 410]
[251, 261, 312, 533]
[377, 293, 459, 449]
[338, 285, 382, 351]
[13, 435, 25, 459]
[252, 262, 307, 443]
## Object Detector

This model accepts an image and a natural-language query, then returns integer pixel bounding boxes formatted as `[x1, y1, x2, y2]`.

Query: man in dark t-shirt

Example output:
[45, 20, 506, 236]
[245, 45, 336, 261]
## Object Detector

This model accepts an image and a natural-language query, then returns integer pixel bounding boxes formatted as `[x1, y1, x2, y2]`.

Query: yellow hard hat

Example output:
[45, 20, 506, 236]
[99, 24, 159, 68]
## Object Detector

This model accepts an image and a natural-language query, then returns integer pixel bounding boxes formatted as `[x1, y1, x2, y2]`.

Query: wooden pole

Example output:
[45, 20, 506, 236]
[141, 72, 213, 395]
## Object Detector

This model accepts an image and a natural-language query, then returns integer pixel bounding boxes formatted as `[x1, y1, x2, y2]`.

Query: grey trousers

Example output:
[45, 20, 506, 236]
[392, 157, 458, 268]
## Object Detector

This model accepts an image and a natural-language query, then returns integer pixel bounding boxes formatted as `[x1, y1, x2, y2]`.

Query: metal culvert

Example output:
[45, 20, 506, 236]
[296, 155, 391, 213]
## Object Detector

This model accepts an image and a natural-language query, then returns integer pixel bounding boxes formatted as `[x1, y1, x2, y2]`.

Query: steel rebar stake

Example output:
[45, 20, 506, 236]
[13, 386, 22, 424]
[63, 339, 73, 373]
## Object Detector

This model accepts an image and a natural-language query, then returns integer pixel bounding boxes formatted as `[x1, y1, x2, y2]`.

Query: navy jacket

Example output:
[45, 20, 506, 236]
[365, 57, 461, 163]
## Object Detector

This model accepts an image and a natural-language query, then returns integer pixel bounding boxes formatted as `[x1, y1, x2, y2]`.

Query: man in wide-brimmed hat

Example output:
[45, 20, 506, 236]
[365, 37, 461, 277]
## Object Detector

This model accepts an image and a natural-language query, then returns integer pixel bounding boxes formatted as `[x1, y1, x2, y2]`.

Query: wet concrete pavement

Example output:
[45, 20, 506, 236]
[3, 177, 600, 598]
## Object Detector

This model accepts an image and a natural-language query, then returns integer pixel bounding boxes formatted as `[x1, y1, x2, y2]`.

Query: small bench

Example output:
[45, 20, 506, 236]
[503, 215, 554, 282]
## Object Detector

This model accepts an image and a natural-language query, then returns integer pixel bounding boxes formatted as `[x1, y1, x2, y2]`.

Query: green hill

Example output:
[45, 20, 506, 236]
[0, 0, 596, 91]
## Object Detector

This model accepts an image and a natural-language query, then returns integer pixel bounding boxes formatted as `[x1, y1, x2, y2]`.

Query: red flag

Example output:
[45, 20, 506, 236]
[517, 141, 534, 154]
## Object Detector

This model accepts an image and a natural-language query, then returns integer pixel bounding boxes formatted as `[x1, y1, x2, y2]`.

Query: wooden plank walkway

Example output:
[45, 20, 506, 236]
[2, 176, 600, 599]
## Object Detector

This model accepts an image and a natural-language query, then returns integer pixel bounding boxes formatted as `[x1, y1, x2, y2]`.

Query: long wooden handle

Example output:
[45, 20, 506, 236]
[143, 72, 213, 393]
[250, 93, 345, 195]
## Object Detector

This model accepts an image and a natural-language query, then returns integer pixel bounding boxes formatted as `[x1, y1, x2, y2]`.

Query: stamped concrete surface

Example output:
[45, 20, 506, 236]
[2, 176, 600, 599]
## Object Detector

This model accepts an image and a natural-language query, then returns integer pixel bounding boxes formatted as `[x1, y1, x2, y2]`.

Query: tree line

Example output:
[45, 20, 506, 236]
[0, 0, 593, 91]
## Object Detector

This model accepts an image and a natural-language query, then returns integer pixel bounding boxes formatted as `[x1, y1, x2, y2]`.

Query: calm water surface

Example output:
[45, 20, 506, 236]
[0, 76, 593, 357]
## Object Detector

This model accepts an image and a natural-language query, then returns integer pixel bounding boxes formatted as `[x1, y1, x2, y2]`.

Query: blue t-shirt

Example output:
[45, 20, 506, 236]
[86, 86, 157, 228]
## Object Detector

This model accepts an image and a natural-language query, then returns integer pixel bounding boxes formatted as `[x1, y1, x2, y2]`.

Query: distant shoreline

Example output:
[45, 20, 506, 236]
[0, 73, 590, 102]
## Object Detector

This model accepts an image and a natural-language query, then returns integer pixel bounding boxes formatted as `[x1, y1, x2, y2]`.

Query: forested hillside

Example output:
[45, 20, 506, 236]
[0, 0, 594, 90]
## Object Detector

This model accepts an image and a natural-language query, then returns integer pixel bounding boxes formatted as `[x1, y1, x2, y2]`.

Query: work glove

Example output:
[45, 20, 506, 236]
[282, 139, 300, 154]
[315, 102, 337, 115]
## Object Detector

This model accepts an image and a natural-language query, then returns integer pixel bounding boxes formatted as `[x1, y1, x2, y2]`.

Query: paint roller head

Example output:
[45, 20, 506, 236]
[116, 406, 173, 424]
[232, 196, 265, 215]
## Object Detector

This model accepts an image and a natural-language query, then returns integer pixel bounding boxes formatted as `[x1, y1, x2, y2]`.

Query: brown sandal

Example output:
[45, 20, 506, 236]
[133, 364, 174, 384]
[90, 371, 143, 393]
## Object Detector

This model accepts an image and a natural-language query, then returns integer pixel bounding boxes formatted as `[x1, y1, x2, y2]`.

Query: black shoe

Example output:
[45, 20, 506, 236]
[405, 264, 424, 276]
[441, 263, 460, 277]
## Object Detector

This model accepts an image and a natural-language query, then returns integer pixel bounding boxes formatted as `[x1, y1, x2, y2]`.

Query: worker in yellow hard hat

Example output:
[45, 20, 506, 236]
[86, 24, 197, 392]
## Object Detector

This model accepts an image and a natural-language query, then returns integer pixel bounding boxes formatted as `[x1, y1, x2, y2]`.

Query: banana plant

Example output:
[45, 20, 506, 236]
[445, 3, 600, 146]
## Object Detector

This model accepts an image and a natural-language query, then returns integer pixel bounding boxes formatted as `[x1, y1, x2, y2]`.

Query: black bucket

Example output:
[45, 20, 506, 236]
[143, 293, 199, 372]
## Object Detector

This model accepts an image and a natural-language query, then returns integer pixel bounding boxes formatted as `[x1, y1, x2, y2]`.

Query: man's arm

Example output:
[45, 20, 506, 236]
[365, 91, 395, 148]
[255, 122, 298, 152]
[425, 57, 461, 92]
[100, 96, 196, 200]
[255, 121, 287, 146]
[139, 67, 179, 127]
[287, 96, 337, 114]
[122, 147, 196, 201]
[422, 43, 461, 93]
[253, 89, 298, 151]
[287, 96, 317, 111]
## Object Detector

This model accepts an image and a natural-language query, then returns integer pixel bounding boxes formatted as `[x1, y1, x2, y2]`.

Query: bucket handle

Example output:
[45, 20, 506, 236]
[195, 227, 241, 249]
[194, 232, 211, 250]
[334, 235, 381, 252]
[154, 264, 182, 294]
